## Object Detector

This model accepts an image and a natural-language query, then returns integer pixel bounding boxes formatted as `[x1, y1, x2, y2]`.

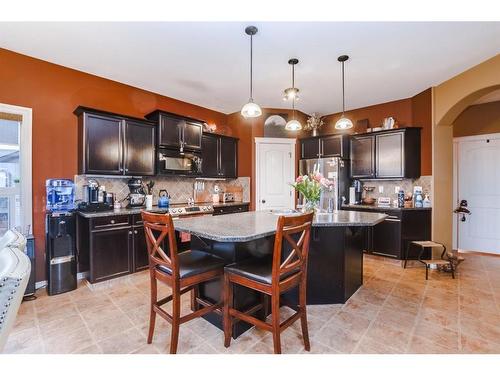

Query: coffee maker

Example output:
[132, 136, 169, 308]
[78, 179, 113, 212]
[126, 178, 146, 207]
[353, 180, 363, 205]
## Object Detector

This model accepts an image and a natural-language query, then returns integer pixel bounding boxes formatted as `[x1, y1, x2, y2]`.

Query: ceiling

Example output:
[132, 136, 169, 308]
[1, 22, 499, 115]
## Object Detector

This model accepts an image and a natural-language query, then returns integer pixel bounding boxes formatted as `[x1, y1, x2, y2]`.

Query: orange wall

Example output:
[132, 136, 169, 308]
[321, 90, 432, 175]
[0, 48, 228, 281]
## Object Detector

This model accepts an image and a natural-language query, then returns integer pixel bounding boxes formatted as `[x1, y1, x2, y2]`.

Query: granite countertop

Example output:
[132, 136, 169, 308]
[342, 204, 432, 211]
[77, 201, 250, 218]
[173, 210, 387, 242]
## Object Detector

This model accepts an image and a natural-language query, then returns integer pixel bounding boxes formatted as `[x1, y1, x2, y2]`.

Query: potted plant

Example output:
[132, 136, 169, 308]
[304, 113, 324, 136]
[291, 172, 333, 212]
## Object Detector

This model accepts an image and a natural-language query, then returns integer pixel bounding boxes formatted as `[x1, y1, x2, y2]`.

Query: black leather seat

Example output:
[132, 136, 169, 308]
[224, 257, 299, 285]
[157, 250, 227, 279]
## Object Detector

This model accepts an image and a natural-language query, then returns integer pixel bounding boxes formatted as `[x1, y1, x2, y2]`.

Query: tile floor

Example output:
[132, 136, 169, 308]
[4, 252, 500, 354]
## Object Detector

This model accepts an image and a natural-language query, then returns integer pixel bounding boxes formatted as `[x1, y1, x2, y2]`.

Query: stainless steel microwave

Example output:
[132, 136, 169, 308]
[158, 148, 202, 176]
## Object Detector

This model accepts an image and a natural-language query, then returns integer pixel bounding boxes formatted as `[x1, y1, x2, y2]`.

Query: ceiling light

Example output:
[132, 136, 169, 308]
[241, 26, 262, 119]
[335, 55, 353, 130]
[284, 58, 302, 131]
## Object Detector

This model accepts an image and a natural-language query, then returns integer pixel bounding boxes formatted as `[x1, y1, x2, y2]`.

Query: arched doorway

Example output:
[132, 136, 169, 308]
[432, 53, 500, 251]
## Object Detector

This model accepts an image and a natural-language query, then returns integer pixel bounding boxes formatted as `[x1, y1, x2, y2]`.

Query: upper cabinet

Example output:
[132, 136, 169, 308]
[146, 110, 203, 151]
[299, 134, 348, 159]
[75, 107, 156, 176]
[201, 133, 238, 178]
[350, 128, 421, 179]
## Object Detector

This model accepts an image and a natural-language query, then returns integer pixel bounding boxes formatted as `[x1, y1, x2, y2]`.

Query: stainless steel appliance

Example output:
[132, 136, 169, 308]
[220, 192, 235, 203]
[167, 204, 213, 216]
[353, 179, 363, 205]
[158, 148, 202, 176]
[298, 157, 349, 211]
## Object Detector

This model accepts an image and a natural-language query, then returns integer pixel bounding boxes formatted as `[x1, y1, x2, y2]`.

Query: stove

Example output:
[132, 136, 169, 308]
[167, 204, 213, 216]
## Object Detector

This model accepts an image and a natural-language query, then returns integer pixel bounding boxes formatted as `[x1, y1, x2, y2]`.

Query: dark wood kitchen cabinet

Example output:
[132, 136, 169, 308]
[350, 127, 421, 179]
[146, 110, 203, 151]
[350, 135, 375, 178]
[300, 134, 348, 159]
[201, 133, 238, 178]
[75, 107, 156, 176]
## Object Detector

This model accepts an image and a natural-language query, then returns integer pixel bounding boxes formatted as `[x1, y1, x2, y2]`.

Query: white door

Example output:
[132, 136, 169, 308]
[256, 138, 295, 211]
[457, 135, 500, 254]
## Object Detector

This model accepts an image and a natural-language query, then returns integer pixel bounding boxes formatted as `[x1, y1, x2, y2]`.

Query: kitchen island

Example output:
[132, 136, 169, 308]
[174, 210, 386, 337]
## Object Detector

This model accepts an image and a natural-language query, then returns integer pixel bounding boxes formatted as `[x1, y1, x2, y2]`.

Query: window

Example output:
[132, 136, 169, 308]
[0, 105, 32, 236]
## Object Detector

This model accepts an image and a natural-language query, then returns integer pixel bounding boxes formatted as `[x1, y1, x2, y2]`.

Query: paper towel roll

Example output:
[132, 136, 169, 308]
[349, 187, 356, 205]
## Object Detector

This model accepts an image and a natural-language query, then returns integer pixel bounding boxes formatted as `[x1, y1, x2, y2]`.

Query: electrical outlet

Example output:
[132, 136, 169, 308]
[378, 185, 384, 193]
[395, 186, 400, 194]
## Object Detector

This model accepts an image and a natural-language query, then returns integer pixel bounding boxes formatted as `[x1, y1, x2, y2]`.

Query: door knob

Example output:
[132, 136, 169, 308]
[261, 199, 266, 204]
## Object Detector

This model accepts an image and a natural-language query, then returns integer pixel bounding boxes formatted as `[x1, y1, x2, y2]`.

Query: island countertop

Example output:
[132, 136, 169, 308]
[173, 210, 387, 242]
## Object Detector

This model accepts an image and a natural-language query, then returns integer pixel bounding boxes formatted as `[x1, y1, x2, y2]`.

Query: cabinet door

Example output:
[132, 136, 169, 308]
[133, 226, 149, 272]
[320, 135, 343, 157]
[83, 113, 123, 175]
[124, 120, 156, 176]
[372, 217, 402, 258]
[376, 132, 404, 178]
[300, 138, 321, 159]
[201, 134, 219, 177]
[350, 136, 375, 178]
[90, 227, 132, 283]
[159, 115, 183, 148]
[219, 137, 238, 178]
[183, 121, 203, 150]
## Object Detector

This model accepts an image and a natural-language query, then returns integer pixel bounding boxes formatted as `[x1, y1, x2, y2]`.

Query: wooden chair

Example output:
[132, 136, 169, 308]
[223, 212, 314, 354]
[141, 211, 227, 354]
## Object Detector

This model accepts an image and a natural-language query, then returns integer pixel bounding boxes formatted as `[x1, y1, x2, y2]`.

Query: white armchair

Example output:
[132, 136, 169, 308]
[0, 229, 31, 352]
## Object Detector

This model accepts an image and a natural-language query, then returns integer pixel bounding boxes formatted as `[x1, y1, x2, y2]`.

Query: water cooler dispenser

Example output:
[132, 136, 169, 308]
[45, 179, 77, 295]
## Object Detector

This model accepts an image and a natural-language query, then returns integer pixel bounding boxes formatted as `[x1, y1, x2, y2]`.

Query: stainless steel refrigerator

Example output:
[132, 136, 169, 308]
[298, 157, 349, 211]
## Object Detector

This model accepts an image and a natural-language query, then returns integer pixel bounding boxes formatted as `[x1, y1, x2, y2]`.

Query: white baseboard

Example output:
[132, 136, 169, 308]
[35, 272, 88, 290]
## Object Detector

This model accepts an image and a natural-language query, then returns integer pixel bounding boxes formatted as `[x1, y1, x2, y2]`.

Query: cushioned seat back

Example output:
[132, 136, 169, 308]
[271, 212, 314, 285]
[141, 211, 180, 277]
[0, 230, 30, 352]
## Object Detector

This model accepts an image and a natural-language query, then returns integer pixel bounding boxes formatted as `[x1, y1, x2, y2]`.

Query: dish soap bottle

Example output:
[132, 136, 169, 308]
[423, 193, 431, 208]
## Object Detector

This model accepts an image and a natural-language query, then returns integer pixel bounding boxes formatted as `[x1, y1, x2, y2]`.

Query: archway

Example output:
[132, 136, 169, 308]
[432, 53, 500, 251]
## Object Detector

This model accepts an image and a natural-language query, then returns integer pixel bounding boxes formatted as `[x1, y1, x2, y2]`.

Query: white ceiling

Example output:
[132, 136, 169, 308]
[1, 22, 499, 115]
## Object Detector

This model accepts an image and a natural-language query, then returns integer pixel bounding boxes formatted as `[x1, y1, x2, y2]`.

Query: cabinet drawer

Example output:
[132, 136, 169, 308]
[213, 204, 249, 216]
[91, 215, 130, 230]
[132, 214, 144, 226]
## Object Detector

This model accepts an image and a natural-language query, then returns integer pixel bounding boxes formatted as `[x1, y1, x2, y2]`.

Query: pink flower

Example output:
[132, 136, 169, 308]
[295, 175, 304, 183]
[313, 172, 323, 182]
[320, 178, 334, 187]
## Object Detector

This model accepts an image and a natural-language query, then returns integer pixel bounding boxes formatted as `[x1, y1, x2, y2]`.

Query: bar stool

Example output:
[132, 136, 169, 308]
[223, 212, 314, 354]
[404, 240, 455, 280]
[141, 211, 227, 354]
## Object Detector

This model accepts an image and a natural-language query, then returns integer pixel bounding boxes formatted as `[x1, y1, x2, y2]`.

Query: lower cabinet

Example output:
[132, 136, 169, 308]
[133, 226, 149, 272]
[371, 214, 402, 258]
[212, 203, 250, 216]
[90, 227, 133, 283]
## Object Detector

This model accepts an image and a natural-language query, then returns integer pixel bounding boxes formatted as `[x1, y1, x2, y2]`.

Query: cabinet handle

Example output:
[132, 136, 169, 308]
[134, 230, 138, 234]
[385, 218, 401, 222]
[110, 220, 115, 224]
[119, 168, 123, 172]
[125, 168, 129, 172]
[128, 231, 133, 235]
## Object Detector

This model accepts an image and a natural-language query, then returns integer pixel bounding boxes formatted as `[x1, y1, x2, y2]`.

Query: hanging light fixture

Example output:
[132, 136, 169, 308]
[285, 59, 302, 131]
[335, 55, 353, 130]
[241, 26, 262, 119]
[283, 59, 299, 101]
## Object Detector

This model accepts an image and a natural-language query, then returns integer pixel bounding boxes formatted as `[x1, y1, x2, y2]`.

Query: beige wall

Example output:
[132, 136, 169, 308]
[432, 53, 500, 250]
[453, 101, 500, 137]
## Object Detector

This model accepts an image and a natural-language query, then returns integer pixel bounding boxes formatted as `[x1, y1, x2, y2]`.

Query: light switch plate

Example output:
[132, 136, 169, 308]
[395, 186, 400, 194]
[378, 185, 384, 193]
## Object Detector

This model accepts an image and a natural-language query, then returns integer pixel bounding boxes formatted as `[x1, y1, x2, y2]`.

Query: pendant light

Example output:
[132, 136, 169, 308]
[335, 55, 353, 130]
[241, 26, 262, 118]
[285, 58, 302, 131]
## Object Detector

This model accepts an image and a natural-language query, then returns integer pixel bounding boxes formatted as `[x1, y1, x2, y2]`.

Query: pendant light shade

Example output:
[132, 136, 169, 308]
[284, 58, 302, 131]
[335, 55, 353, 130]
[241, 26, 262, 119]
[241, 100, 262, 118]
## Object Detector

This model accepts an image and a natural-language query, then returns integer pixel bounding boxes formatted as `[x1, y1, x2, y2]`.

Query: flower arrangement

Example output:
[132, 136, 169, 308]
[304, 113, 324, 136]
[291, 171, 334, 211]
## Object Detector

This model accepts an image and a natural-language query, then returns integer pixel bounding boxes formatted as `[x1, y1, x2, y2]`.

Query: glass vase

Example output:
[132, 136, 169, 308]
[302, 199, 319, 213]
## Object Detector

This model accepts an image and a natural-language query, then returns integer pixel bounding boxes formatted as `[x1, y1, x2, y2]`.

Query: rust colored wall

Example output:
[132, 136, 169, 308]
[320, 91, 432, 175]
[411, 88, 433, 175]
[453, 101, 500, 137]
[320, 98, 413, 135]
[0, 48, 228, 281]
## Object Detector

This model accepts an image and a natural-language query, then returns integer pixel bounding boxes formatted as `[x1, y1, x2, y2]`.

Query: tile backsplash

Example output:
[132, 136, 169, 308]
[74, 175, 250, 207]
[360, 175, 432, 202]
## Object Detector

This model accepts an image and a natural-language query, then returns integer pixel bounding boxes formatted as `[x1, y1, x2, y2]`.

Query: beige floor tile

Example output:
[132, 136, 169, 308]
[373, 307, 418, 331]
[207, 329, 261, 354]
[153, 326, 207, 354]
[418, 306, 458, 331]
[3, 327, 44, 354]
[39, 313, 87, 338]
[460, 305, 500, 327]
[341, 298, 381, 320]
[258, 328, 309, 354]
[412, 320, 459, 351]
[353, 336, 403, 354]
[72, 344, 103, 354]
[130, 344, 161, 354]
[384, 295, 421, 316]
[460, 317, 500, 345]
[326, 310, 372, 340]
[86, 310, 135, 341]
[98, 327, 147, 354]
[351, 287, 387, 306]
[460, 333, 500, 354]
[44, 326, 94, 354]
[313, 323, 359, 353]
[363, 321, 412, 350]
[407, 335, 458, 354]
[36, 301, 79, 325]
